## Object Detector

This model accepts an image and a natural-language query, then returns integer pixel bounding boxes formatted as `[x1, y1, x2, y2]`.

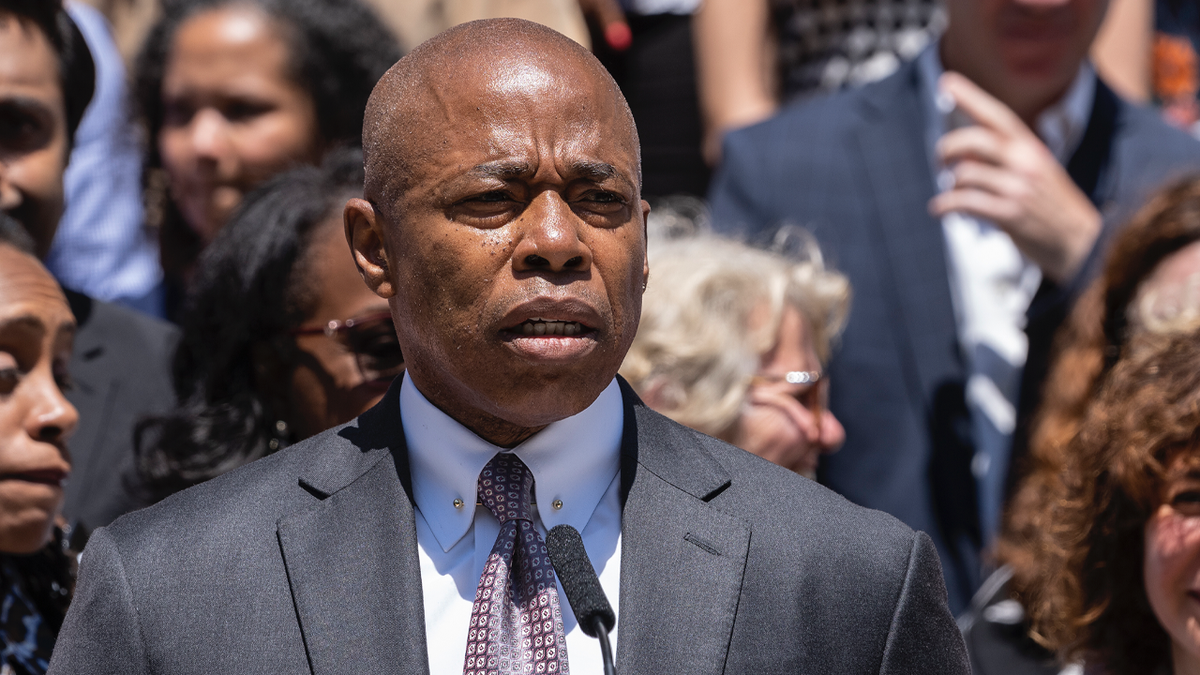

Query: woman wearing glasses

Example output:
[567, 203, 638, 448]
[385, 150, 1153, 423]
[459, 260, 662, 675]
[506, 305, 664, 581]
[135, 150, 403, 502]
[620, 227, 850, 478]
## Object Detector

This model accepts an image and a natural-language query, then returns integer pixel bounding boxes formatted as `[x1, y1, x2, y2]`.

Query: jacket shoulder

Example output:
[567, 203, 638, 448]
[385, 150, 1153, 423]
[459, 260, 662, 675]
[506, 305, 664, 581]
[646, 408, 919, 560]
[102, 421, 384, 557]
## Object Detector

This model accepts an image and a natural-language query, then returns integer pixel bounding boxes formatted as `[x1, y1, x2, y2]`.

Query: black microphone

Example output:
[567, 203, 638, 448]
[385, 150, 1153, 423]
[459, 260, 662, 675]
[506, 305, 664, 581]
[546, 524, 616, 675]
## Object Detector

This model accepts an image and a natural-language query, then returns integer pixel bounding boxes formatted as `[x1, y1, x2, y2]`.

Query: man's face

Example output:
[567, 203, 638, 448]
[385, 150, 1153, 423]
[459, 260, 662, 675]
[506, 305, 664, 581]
[0, 14, 67, 259]
[945, 0, 1109, 112]
[365, 58, 648, 433]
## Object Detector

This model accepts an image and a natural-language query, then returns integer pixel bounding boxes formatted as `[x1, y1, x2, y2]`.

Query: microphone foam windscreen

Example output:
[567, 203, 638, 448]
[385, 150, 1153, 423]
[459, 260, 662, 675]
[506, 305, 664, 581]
[546, 524, 615, 637]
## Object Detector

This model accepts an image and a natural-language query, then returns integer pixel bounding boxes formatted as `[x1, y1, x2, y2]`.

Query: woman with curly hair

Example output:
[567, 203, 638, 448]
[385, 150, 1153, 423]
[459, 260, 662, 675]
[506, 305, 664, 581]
[135, 0, 401, 315]
[963, 177, 1200, 674]
[1023, 329, 1200, 675]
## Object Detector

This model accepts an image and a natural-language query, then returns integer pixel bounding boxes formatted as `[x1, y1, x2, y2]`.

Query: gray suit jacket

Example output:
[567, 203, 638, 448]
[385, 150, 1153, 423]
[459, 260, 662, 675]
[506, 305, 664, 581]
[63, 290, 177, 533]
[49, 379, 969, 674]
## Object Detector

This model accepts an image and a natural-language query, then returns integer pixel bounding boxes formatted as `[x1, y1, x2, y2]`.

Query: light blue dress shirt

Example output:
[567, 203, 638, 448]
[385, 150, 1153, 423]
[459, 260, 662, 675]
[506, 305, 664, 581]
[400, 373, 623, 675]
[47, 2, 163, 315]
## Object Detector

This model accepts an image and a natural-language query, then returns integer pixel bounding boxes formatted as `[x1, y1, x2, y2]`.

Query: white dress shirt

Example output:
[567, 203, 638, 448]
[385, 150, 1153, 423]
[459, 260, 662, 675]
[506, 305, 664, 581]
[400, 374, 623, 675]
[916, 45, 1095, 542]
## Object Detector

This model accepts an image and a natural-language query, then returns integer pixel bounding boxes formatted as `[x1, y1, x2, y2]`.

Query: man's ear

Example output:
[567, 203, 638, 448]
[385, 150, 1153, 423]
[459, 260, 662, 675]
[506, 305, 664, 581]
[344, 198, 395, 299]
[640, 198, 651, 291]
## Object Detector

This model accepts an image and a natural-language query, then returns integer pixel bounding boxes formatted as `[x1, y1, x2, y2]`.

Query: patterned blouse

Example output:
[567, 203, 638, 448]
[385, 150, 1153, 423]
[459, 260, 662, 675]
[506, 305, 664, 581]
[771, 0, 946, 100]
[0, 557, 56, 675]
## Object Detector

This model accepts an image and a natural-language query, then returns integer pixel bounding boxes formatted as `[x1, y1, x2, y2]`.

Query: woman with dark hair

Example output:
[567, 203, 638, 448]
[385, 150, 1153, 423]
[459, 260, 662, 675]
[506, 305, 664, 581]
[1023, 329, 1200, 675]
[135, 150, 404, 502]
[962, 177, 1200, 673]
[0, 218, 78, 674]
[134, 0, 401, 312]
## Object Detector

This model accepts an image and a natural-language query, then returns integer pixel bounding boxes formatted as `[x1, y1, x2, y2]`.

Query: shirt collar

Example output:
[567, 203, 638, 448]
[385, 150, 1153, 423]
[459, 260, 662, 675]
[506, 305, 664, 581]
[400, 372, 624, 553]
[916, 42, 1096, 170]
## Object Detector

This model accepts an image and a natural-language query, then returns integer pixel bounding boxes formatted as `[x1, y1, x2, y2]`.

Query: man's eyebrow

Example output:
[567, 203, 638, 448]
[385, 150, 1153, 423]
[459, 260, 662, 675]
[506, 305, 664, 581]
[469, 161, 534, 180]
[466, 159, 632, 188]
[568, 160, 617, 181]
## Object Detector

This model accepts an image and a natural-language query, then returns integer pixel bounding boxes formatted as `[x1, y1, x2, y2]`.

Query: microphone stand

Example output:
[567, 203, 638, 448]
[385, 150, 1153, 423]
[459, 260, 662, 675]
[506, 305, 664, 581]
[589, 616, 616, 675]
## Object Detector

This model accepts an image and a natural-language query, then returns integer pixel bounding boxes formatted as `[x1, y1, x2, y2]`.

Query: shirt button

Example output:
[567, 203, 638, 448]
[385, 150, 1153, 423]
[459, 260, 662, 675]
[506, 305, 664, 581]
[552, 499, 563, 510]
[453, 498, 464, 509]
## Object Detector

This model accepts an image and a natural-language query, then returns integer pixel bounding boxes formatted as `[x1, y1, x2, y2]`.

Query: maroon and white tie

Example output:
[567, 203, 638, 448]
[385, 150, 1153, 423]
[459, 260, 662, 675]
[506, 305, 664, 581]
[463, 453, 570, 675]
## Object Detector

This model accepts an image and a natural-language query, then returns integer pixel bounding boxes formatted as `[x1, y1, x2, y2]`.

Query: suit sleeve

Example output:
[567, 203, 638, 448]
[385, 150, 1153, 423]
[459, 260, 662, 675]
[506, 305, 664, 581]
[48, 528, 151, 675]
[877, 531, 971, 675]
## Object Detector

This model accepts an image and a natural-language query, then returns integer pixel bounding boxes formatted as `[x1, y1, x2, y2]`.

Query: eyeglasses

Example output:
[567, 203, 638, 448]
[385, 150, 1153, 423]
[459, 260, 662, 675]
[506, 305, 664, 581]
[748, 370, 827, 428]
[290, 311, 404, 383]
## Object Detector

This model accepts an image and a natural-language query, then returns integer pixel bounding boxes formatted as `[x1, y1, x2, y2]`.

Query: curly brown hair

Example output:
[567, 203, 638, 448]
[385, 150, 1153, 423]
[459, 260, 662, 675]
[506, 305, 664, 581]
[1002, 177, 1200, 594]
[1022, 329, 1200, 673]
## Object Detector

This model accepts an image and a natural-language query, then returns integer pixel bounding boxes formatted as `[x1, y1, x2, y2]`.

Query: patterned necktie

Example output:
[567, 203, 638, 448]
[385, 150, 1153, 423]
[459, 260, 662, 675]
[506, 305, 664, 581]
[463, 453, 570, 675]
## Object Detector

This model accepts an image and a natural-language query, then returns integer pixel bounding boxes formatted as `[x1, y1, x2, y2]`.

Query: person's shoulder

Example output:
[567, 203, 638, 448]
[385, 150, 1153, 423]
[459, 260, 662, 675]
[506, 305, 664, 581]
[101, 421, 381, 558]
[723, 63, 918, 156]
[67, 290, 178, 355]
[645, 408, 919, 561]
[1112, 90, 1200, 163]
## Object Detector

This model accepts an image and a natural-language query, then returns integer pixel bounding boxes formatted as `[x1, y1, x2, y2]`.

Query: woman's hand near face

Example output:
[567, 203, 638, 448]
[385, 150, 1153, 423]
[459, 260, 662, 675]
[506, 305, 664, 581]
[737, 384, 844, 478]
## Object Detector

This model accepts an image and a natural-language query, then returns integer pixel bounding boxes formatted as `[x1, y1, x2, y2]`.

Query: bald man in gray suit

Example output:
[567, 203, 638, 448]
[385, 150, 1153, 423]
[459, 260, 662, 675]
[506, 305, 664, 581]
[50, 18, 969, 675]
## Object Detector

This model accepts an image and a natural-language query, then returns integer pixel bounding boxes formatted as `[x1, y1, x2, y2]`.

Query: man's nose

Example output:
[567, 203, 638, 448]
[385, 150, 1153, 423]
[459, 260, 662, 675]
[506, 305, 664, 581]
[24, 370, 79, 450]
[511, 192, 593, 273]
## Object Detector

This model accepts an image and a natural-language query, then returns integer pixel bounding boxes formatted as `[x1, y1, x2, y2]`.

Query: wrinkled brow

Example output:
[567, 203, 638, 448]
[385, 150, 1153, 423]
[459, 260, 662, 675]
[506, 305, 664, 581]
[470, 159, 625, 184]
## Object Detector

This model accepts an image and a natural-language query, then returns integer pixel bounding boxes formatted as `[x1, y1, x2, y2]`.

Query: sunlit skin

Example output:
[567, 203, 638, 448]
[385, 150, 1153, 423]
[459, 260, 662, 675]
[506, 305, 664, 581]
[730, 306, 844, 478]
[0, 13, 68, 258]
[1145, 453, 1200, 675]
[347, 23, 649, 447]
[0, 246, 76, 554]
[287, 217, 394, 440]
[940, 0, 1110, 125]
[159, 6, 323, 244]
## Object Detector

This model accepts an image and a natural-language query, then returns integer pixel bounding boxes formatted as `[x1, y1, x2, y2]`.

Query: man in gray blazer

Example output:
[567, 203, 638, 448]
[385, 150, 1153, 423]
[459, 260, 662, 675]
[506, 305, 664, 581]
[50, 19, 968, 674]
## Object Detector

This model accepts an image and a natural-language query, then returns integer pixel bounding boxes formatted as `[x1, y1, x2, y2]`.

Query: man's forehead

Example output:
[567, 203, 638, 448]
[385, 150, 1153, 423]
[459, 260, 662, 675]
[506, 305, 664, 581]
[363, 19, 639, 203]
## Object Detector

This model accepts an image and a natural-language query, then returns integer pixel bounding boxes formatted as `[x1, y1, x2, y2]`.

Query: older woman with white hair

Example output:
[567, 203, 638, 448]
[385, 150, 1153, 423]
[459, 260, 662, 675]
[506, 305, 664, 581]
[621, 228, 851, 477]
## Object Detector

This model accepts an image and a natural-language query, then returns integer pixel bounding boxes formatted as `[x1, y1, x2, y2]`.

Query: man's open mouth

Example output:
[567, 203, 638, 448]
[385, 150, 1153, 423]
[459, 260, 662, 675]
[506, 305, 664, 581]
[509, 317, 591, 337]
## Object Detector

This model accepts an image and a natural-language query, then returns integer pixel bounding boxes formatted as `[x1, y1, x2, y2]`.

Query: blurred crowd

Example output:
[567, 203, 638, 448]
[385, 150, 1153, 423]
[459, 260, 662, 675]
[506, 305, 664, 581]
[2, 0, 1200, 673]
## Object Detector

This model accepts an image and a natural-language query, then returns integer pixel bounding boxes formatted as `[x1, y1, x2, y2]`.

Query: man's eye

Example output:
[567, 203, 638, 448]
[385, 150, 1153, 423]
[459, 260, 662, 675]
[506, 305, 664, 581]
[474, 191, 512, 203]
[583, 191, 623, 204]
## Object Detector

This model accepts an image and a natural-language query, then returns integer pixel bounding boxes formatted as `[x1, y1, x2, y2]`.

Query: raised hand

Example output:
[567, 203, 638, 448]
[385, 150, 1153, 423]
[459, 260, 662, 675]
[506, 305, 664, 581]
[928, 72, 1101, 284]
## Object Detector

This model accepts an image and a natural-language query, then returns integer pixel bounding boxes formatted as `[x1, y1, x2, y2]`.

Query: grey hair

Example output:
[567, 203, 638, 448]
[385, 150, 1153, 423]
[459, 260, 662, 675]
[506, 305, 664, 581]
[620, 229, 850, 439]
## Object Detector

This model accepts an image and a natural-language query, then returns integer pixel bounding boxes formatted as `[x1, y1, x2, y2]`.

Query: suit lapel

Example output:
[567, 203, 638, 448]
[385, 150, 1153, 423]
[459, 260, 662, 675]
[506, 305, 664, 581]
[853, 63, 963, 405]
[615, 379, 750, 675]
[276, 384, 430, 675]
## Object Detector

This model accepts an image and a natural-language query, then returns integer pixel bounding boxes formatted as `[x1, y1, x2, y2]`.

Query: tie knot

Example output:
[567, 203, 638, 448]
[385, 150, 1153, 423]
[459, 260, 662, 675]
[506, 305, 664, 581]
[477, 453, 535, 523]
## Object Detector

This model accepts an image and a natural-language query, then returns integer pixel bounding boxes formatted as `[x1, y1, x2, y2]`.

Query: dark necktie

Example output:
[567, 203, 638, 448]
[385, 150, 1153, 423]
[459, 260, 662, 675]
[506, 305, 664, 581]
[463, 453, 570, 675]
